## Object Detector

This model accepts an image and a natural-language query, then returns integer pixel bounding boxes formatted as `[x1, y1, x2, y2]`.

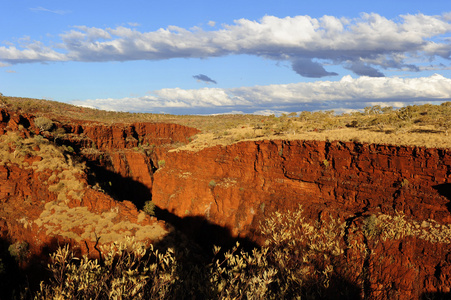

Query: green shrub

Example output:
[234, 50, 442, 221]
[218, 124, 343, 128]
[363, 214, 380, 238]
[8, 241, 29, 262]
[143, 200, 156, 216]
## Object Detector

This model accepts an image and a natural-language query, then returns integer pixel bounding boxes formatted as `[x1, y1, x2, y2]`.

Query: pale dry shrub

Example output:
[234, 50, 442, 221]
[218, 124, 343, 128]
[38, 206, 445, 299]
[377, 211, 451, 243]
[209, 243, 277, 300]
[33, 206, 357, 299]
[208, 206, 348, 299]
[33, 117, 53, 132]
[259, 206, 346, 298]
[35, 237, 176, 300]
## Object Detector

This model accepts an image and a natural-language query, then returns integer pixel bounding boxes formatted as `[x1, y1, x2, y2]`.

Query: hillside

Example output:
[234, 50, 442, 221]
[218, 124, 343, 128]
[1, 95, 450, 150]
[0, 96, 450, 299]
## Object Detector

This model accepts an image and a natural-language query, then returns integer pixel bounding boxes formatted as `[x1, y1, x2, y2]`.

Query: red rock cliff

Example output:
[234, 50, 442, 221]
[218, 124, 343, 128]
[1, 107, 450, 298]
[151, 140, 451, 298]
[153, 140, 450, 234]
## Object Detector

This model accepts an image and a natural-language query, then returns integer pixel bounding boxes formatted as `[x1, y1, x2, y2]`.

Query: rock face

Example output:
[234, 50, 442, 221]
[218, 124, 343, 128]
[0, 107, 450, 298]
[0, 109, 191, 261]
[151, 140, 451, 298]
[153, 140, 450, 235]
[64, 121, 200, 151]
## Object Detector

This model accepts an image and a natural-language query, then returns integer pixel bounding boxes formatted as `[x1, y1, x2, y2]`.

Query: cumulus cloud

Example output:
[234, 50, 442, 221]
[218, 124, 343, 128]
[1, 13, 450, 77]
[193, 74, 217, 84]
[71, 74, 451, 114]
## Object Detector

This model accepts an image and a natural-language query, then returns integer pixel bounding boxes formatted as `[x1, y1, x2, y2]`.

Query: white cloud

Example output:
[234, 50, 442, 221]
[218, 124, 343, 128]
[0, 44, 66, 63]
[1, 13, 450, 77]
[71, 75, 451, 114]
[29, 7, 69, 15]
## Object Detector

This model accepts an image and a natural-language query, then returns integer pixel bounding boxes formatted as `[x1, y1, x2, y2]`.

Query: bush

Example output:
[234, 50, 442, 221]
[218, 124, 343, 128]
[157, 160, 165, 168]
[38, 206, 440, 298]
[34, 117, 53, 132]
[35, 238, 176, 299]
[143, 200, 156, 216]
[8, 241, 29, 262]
[35, 207, 353, 299]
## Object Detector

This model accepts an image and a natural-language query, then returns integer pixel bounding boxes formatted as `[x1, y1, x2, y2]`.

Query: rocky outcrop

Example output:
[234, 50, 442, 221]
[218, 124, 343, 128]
[152, 140, 450, 235]
[1, 107, 450, 298]
[151, 140, 451, 298]
[64, 121, 200, 151]
[0, 109, 182, 261]
[0, 139, 168, 263]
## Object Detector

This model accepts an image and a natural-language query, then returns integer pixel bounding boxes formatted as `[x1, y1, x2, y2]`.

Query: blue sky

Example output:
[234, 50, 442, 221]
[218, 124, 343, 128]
[1, 0, 450, 115]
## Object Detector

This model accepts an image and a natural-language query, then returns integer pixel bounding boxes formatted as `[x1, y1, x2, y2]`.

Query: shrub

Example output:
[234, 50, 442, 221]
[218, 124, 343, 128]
[34, 117, 53, 132]
[143, 200, 156, 216]
[35, 238, 176, 299]
[34, 206, 351, 299]
[209, 243, 277, 299]
[37, 206, 438, 298]
[8, 241, 29, 262]
[363, 214, 380, 238]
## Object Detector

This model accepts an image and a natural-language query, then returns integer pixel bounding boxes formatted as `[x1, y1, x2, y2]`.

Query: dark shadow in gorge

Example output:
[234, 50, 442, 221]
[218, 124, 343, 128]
[154, 206, 258, 252]
[39, 146, 363, 299]
[83, 158, 153, 210]
[433, 183, 451, 213]
[0, 236, 70, 300]
[152, 206, 362, 300]
[421, 292, 451, 300]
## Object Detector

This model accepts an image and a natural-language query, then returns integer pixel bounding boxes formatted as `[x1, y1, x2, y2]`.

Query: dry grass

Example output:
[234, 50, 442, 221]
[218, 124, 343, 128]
[175, 124, 450, 151]
[34, 201, 168, 243]
[1, 95, 450, 150]
[0, 131, 86, 204]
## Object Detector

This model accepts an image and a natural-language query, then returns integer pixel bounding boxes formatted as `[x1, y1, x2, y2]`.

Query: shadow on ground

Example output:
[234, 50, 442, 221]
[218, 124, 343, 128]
[433, 183, 451, 213]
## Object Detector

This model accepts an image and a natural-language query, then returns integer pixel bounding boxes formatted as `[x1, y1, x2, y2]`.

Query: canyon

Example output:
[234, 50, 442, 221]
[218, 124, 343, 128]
[0, 107, 450, 298]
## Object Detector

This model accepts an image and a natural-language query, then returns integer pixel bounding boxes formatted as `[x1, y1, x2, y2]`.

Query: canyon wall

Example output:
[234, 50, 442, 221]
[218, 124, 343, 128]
[0, 109, 194, 262]
[150, 140, 451, 298]
[152, 140, 450, 236]
[1, 107, 451, 298]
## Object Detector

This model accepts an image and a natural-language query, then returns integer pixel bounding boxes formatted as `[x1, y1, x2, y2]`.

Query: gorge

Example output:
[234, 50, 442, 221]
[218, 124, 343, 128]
[0, 106, 450, 299]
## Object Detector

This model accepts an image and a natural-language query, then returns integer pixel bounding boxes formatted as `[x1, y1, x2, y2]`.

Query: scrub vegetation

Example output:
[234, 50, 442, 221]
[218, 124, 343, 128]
[1, 96, 450, 298]
[33, 206, 450, 299]
[0, 131, 86, 203]
[1, 95, 450, 150]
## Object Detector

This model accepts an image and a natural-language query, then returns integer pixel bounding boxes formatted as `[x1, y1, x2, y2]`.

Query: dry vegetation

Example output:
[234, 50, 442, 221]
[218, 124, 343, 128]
[34, 201, 167, 244]
[34, 206, 449, 299]
[1, 95, 450, 150]
[0, 131, 86, 203]
[1, 95, 450, 298]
